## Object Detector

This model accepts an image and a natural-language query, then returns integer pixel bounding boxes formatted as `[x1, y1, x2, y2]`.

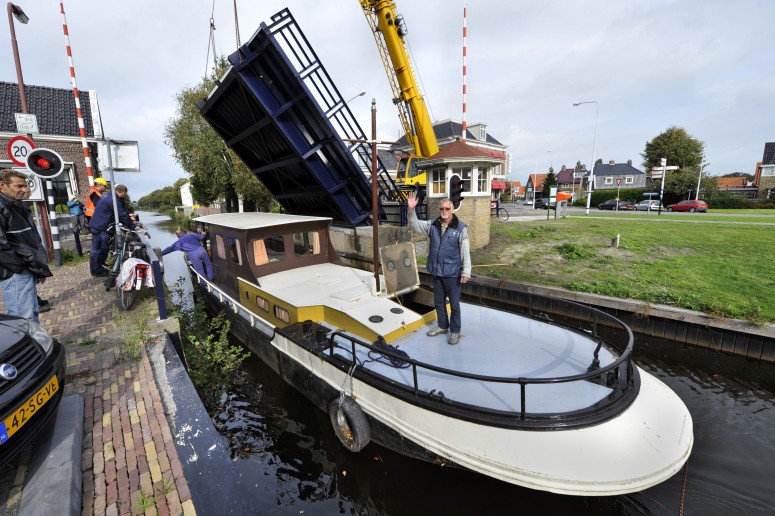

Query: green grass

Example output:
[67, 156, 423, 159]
[476, 218, 775, 324]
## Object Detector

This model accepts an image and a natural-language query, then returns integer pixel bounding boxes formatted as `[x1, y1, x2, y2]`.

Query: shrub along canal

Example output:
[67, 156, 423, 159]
[142, 212, 775, 515]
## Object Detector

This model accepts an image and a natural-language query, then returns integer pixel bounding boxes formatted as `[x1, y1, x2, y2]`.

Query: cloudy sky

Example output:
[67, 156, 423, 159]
[2, 0, 773, 198]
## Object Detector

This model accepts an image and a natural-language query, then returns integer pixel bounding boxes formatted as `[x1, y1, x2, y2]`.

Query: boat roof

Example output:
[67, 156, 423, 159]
[194, 212, 331, 230]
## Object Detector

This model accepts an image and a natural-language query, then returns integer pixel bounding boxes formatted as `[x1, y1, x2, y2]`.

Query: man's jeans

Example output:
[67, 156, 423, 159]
[0, 272, 39, 322]
[90, 230, 110, 274]
[433, 276, 462, 333]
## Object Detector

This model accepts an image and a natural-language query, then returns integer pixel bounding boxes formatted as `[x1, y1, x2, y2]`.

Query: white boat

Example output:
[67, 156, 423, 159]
[184, 211, 693, 496]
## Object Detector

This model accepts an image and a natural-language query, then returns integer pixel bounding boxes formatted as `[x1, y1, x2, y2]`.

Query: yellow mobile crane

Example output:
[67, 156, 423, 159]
[359, 0, 439, 193]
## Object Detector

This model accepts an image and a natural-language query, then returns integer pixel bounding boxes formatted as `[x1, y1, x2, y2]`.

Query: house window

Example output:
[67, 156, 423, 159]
[255, 296, 269, 312]
[253, 235, 286, 266]
[478, 166, 490, 193]
[431, 168, 446, 195]
[274, 305, 290, 324]
[293, 231, 321, 256]
[228, 237, 242, 264]
[625, 176, 634, 184]
[452, 167, 472, 193]
[604, 177, 613, 185]
[479, 126, 487, 140]
[215, 235, 226, 260]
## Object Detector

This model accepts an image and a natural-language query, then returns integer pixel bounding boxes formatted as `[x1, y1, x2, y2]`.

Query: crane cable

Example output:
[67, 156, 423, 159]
[204, 0, 217, 78]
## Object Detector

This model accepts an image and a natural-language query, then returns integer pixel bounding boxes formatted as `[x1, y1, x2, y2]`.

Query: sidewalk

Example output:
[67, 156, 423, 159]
[0, 253, 195, 515]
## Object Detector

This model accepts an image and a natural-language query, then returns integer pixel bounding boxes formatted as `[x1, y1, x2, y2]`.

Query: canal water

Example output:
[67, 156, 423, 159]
[142, 212, 775, 515]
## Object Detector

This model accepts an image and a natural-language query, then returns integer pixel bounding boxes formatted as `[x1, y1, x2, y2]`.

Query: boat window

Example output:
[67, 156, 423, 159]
[255, 296, 269, 312]
[293, 231, 321, 256]
[253, 235, 286, 266]
[274, 305, 290, 323]
[228, 237, 242, 264]
[215, 234, 226, 260]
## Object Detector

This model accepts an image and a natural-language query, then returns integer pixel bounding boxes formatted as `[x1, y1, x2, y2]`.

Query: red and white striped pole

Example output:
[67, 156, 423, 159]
[60, 1, 95, 186]
[461, 0, 468, 143]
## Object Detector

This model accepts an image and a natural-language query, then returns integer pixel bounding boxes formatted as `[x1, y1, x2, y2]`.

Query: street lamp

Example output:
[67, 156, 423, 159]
[691, 138, 705, 201]
[573, 100, 599, 215]
[8, 3, 30, 113]
[532, 149, 550, 208]
[345, 91, 366, 104]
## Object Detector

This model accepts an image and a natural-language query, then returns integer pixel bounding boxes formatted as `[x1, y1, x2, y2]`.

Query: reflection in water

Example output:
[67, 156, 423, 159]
[146, 212, 775, 514]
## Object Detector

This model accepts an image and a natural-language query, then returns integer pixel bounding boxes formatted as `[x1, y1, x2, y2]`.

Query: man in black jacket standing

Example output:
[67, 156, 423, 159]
[0, 169, 52, 322]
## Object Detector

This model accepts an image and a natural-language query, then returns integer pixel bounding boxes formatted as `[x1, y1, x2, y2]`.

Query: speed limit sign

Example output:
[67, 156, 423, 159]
[6, 135, 36, 167]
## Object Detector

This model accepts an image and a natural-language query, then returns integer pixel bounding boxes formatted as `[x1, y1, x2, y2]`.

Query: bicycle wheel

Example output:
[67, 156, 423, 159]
[499, 208, 510, 222]
[118, 287, 139, 311]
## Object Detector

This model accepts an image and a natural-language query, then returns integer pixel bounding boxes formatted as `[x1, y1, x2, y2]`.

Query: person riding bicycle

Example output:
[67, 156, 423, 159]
[88, 184, 140, 277]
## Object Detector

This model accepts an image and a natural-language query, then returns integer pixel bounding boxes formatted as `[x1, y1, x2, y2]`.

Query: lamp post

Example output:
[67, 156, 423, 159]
[7, 2, 56, 262]
[691, 138, 705, 201]
[573, 100, 598, 215]
[7, 3, 29, 113]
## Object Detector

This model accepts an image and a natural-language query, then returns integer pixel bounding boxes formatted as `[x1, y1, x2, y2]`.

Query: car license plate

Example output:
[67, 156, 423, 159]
[0, 375, 59, 444]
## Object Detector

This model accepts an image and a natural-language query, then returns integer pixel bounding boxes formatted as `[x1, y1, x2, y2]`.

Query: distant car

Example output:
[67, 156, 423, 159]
[598, 199, 634, 210]
[667, 200, 708, 212]
[534, 198, 556, 210]
[634, 200, 663, 211]
[0, 315, 66, 468]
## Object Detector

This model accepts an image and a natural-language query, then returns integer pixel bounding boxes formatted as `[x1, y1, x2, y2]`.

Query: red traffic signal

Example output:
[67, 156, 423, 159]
[26, 148, 64, 179]
[450, 174, 465, 210]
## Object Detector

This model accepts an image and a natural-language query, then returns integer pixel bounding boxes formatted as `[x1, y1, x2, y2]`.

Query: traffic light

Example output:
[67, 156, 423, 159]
[26, 148, 64, 179]
[450, 174, 464, 210]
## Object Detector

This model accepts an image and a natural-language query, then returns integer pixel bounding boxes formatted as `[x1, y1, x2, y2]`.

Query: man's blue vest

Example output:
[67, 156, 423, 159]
[427, 215, 466, 278]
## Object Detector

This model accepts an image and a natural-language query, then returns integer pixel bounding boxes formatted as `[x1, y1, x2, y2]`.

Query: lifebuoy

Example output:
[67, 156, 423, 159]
[328, 396, 371, 452]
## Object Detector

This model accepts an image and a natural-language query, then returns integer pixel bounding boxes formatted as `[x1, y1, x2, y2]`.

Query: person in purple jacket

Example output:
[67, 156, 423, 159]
[161, 229, 214, 280]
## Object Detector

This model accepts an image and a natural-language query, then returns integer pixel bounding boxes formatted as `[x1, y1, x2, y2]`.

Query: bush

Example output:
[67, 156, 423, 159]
[707, 193, 746, 209]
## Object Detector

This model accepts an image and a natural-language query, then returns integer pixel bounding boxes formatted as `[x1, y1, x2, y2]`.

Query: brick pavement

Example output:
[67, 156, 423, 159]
[0, 254, 196, 516]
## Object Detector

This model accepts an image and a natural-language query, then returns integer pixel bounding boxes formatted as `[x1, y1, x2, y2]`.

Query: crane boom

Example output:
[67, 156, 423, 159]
[359, 0, 439, 161]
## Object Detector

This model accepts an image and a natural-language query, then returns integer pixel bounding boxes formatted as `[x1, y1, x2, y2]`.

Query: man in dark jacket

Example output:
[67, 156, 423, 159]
[407, 192, 471, 345]
[88, 184, 139, 276]
[0, 169, 52, 322]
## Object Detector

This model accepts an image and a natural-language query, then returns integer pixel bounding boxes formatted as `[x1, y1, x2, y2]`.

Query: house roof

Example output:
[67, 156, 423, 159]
[425, 140, 497, 160]
[763, 142, 775, 165]
[556, 167, 584, 183]
[717, 177, 748, 189]
[528, 173, 548, 191]
[377, 149, 398, 171]
[0, 81, 97, 137]
[593, 162, 644, 176]
[393, 119, 503, 147]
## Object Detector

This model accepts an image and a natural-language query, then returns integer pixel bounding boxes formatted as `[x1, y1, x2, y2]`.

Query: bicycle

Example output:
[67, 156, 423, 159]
[490, 201, 509, 222]
[104, 223, 155, 310]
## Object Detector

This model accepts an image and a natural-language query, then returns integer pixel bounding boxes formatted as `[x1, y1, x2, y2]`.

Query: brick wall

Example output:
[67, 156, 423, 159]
[427, 196, 491, 250]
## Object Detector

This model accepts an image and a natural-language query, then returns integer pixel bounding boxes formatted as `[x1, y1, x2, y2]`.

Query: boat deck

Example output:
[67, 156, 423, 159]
[330, 303, 617, 414]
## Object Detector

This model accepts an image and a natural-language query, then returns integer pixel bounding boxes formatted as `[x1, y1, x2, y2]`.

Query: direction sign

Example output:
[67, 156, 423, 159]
[6, 135, 36, 167]
[616, 177, 622, 186]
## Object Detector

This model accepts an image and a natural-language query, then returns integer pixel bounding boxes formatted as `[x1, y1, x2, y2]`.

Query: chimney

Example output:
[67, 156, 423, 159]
[608, 160, 615, 165]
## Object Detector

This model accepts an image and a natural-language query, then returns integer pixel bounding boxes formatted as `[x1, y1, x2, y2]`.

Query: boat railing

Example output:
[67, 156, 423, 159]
[325, 297, 636, 423]
[191, 273, 275, 338]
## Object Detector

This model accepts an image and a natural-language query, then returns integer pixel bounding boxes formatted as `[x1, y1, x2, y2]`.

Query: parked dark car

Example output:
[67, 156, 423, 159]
[0, 315, 66, 468]
[598, 199, 634, 210]
[667, 200, 709, 212]
[534, 198, 556, 210]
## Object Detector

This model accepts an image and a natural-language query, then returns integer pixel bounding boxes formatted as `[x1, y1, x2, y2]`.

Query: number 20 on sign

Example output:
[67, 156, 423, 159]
[6, 135, 36, 167]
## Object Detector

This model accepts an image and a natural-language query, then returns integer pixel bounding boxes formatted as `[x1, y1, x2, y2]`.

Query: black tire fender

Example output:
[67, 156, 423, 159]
[329, 396, 370, 452]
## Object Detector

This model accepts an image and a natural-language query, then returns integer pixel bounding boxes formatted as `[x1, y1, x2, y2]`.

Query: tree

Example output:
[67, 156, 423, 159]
[641, 126, 703, 170]
[642, 127, 710, 199]
[542, 171, 558, 192]
[164, 56, 273, 212]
